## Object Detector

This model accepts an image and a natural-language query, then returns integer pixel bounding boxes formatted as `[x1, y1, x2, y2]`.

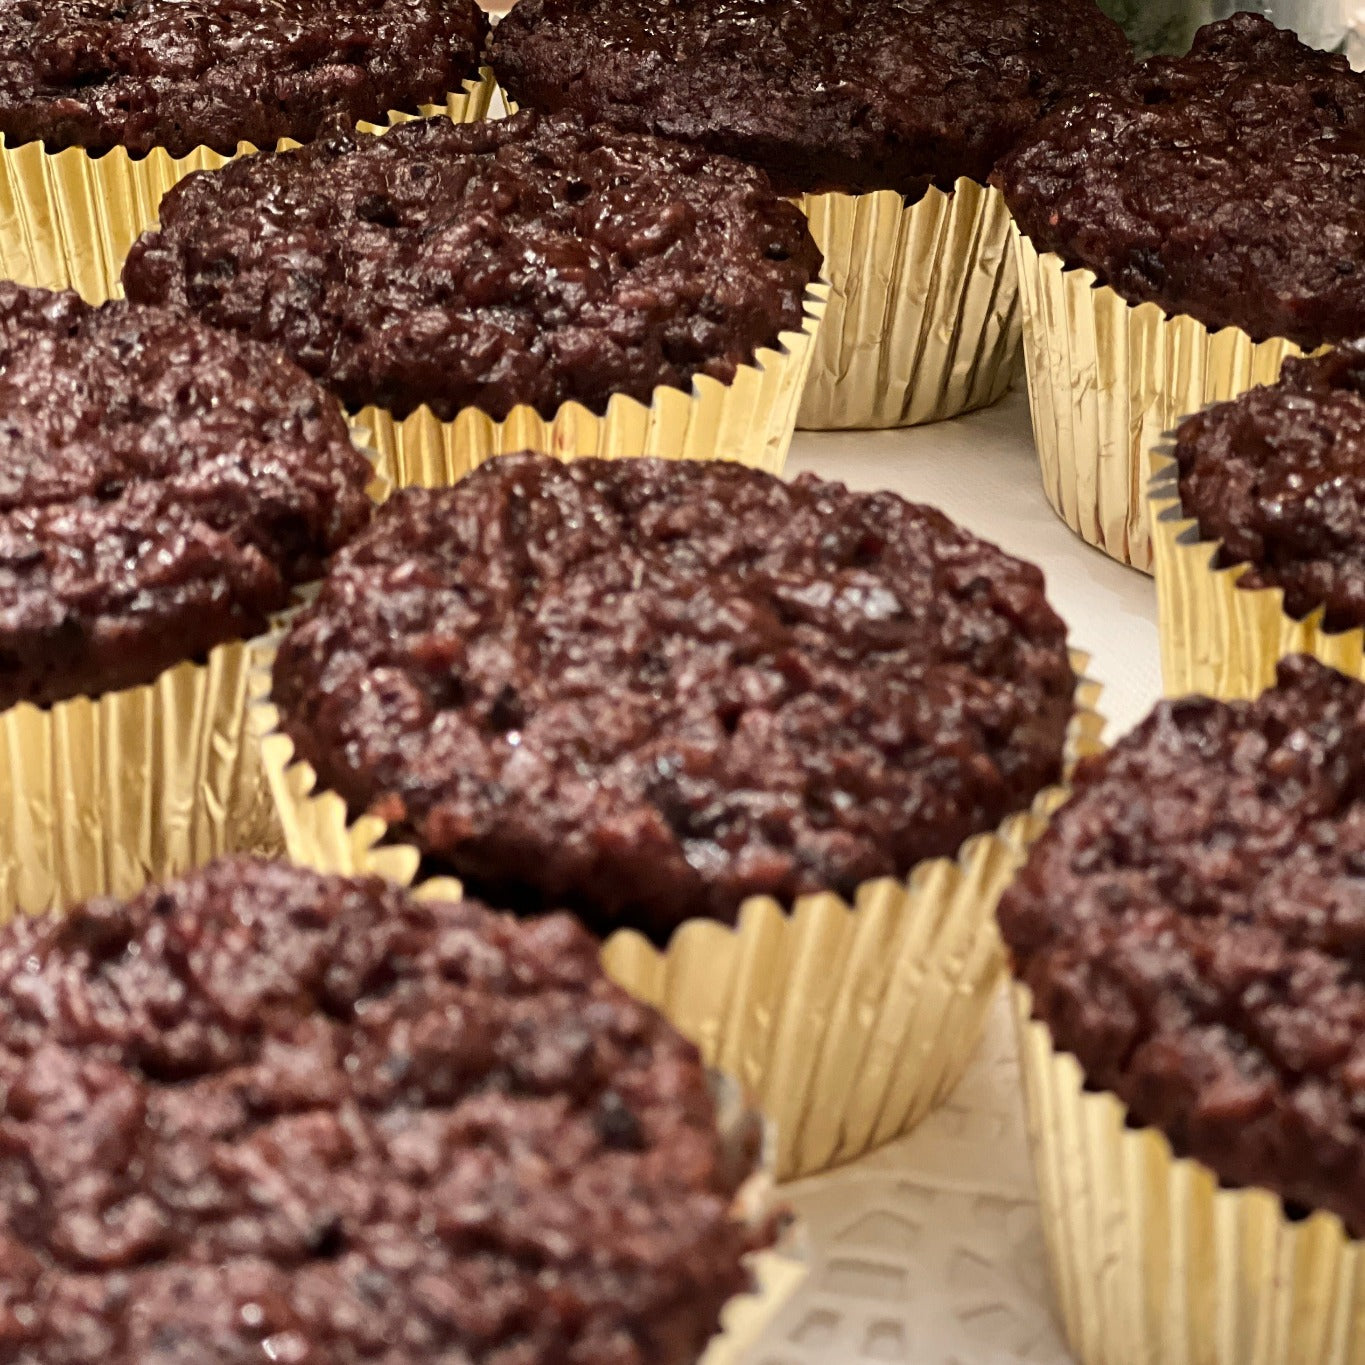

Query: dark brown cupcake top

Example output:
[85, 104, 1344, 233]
[994, 14, 1365, 349]
[271, 453, 1076, 941]
[1173, 343, 1365, 633]
[488, 0, 1129, 198]
[123, 111, 820, 422]
[0, 281, 372, 710]
[0, 856, 760, 1364]
[0, 0, 486, 159]
[1000, 655, 1365, 1234]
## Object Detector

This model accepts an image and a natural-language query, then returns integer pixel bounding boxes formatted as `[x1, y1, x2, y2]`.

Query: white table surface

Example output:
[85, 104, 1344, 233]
[740, 388, 1165, 1365]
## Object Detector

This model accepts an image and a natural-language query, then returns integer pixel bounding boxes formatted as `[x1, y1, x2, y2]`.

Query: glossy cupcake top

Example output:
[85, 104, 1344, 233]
[489, 0, 1130, 198]
[0, 856, 761, 1363]
[123, 111, 821, 421]
[271, 453, 1076, 941]
[1000, 656, 1365, 1234]
[0, 0, 486, 158]
[1174, 343, 1365, 632]
[0, 281, 372, 709]
[995, 14, 1365, 348]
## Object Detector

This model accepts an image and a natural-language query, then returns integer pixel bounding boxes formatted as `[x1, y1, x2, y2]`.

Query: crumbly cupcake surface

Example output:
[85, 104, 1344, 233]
[123, 111, 820, 422]
[0, 281, 372, 709]
[1175, 344, 1365, 631]
[0, 0, 486, 158]
[1000, 655, 1365, 1233]
[272, 453, 1076, 940]
[0, 856, 758, 1364]
[994, 14, 1365, 348]
[489, 0, 1129, 198]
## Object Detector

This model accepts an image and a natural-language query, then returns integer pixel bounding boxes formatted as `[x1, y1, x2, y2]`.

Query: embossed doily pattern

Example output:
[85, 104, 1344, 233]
[744, 991, 1070, 1365]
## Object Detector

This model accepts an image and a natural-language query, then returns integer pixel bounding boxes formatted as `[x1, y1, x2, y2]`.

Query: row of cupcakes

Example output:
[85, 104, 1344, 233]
[1004, 326, 1365, 1353]
[5, 2, 1362, 512]
[10, 286, 1362, 1364]
[0, 0, 1120, 1204]
[3, 4, 1363, 1361]
[487, 0, 1365, 561]
[0, 0, 1134, 444]
[0, 161, 802, 1356]
[997, 65, 1365, 1354]
[0, 258, 1107, 1179]
[0, 282, 1101, 1358]
[6, 316, 1360, 1361]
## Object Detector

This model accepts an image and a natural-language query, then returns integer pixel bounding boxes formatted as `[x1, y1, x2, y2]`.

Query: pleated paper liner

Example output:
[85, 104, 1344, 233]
[1012, 226, 1307, 573]
[1151, 448, 1365, 700]
[350, 282, 830, 489]
[250, 629, 1104, 1180]
[1011, 984, 1365, 1365]
[795, 179, 1022, 430]
[0, 70, 497, 306]
[0, 640, 275, 915]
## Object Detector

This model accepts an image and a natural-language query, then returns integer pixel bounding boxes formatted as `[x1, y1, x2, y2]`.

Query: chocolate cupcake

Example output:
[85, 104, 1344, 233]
[0, 0, 491, 303]
[256, 451, 1101, 1176]
[489, 0, 1129, 428]
[0, 855, 769, 1364]
[1153, 342, 1365, 699]
[0, 279, 373, 912]
[999, 655, 1365, 1365]
[124, 111, 826, 485]
[993, 14, 1364, 569]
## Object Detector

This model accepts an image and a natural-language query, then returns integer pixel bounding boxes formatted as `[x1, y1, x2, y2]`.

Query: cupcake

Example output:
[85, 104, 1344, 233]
[993, 14, 1365, 570]
[0, 279, 373, 913]
[255, 451, 1102, 1177]
[488, 0, 1129, 430]
[0, 855, 773, 1364]
[0, 0, 491, 303]
[1153, 343, 1365, 699]
[998, 655, 1365, 1365]
[123, 111, 826, 486]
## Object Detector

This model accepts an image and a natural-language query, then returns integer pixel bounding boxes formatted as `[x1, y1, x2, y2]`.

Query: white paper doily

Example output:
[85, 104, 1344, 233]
[747, 993, 1066, 1365]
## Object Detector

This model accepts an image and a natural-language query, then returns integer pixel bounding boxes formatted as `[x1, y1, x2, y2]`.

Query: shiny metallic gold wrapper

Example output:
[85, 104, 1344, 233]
[1013, 228, 1306, 572]
[794, 180, 1021, 430]
[350, 282, 829, 488]
[1012, 984, 1365, 1365]
[0, 641, 279, 914]
[0, 72, 496, 305]
[252, 628, 1104, 1180]
[1151, 450, 1365, 699]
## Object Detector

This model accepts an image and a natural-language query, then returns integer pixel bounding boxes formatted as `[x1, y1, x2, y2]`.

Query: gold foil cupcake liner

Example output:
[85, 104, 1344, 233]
[1151, 449, 1365, 699]
[0, 640, 278, 915]
[795, 180, 1022, 430]
[1013, 228, 1307, 572]
[1012, 984, 1365, 1365]
[250, 629, 1104, 1180]
[0, 71, 497, 305]
[350, 281, 830, 488]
